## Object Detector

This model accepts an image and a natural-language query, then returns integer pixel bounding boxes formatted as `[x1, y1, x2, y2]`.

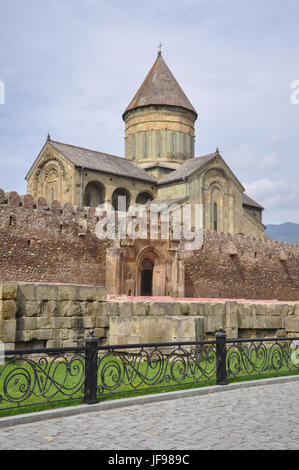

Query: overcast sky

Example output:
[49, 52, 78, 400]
[0, 0, 298, 225]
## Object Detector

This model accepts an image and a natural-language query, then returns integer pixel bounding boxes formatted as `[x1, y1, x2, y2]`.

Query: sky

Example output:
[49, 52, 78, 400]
[0, 0, 298, 225]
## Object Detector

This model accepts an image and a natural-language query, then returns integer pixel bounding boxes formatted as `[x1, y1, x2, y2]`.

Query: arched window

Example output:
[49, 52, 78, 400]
[84, 182, 105, 208]
[51, 187, 55, 201]
[213, 202, 218, 231]
[136, 191, 154, 205]
[112, 188, 131, 212]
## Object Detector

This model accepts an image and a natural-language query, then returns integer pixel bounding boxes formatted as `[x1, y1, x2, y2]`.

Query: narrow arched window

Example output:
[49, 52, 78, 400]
[144, 133, 147, 157]
[85, 192, 91, 207]
[51, 187, 55, 201]
[172, 133, 175, 156]
[157, 131, 161, 156]
[132, 135, 135, 159]
[213, 202, 218, 231]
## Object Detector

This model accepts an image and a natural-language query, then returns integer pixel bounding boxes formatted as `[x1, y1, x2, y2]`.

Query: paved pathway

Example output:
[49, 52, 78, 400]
[0, 382, 298, 450]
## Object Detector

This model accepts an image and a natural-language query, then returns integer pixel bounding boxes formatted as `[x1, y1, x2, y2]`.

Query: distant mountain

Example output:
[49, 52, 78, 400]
[265, 222, 299, 244]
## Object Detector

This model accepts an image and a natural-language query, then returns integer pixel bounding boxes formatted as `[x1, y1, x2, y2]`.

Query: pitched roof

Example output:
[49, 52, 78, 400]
[157, 153, 217, 185]
[123, 53, 197, 117]
[242, 193, 264, 210]
[48, 140, 156, 183]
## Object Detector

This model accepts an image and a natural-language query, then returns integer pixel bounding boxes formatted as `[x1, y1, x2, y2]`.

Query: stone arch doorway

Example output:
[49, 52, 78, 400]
[140, 258, 154, 296]
[137, 248, 165, 296]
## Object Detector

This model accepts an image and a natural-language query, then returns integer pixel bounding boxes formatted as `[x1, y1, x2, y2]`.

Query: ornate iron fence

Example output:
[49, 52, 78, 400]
[226, 337, 299, 380]
[0, 347, 86, 411]
[0, 330, 298, 412]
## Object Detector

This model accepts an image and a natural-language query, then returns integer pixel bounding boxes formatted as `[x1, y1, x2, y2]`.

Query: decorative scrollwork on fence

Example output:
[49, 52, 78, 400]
[226, 340, 299, 378]
[97, 343, 217, 396]
[0, 352, 85, 410]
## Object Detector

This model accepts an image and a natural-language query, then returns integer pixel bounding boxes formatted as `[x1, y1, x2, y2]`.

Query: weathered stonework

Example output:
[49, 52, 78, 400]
[0, 282, 298, 350]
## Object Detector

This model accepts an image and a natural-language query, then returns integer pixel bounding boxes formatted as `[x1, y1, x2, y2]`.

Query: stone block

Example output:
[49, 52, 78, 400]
[77, 286, 97, 301]
[118, 301, 133, 317]
[51, 317, 62, 329]
[110, 316, 130, 336]
[94, 328, 105, 338]
[71, 317, 84, 329]
[96, 316, 109, 328]
[36, 317, 52, 329]
[181, 318, 196, 339]
[276, 304, 290, 317]
[96, 286, 107, 300]
[188, 303, 199, 316]
[31, 329, 53, 341]
[58, 285, 78, 301]
[132, 301, 148, 316]
[129, 317, 142, 337]
[82, 301, 101, 317]
[102, 301, 119, 316]
[117, 335, 128, 344]
[212, 303, 226, 316]
[17, 317, 37, 330]
[43, 301, 58, 318]
[295, 305, 299, 316]
[47, 339, 63, 348]
[127, 336, 140, 344]
[23, 301, 43, 317]
[149, 302, 176, 316]
[60, 329, 69, 340]
[15, 329, 32, 342]
[0, 320, 16, 343]
[83, 317, 96, 329]
[17, 283, 36, 301]
[60, 317, 72, 329]
[255, 316, 283, 329]
[0, 282, 18, 300]
[285, 318, 299, 333]
[0, 300, 17, 320]
[63, 339, 77, 347]
[36, 285, 58, 301]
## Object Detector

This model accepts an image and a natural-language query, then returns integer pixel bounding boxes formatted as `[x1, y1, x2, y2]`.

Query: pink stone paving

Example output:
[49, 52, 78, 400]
[106, 295, 286, 303]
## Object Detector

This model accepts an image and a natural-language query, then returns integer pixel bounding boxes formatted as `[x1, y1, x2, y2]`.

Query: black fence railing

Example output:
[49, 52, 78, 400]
[0, 330, 298, 412]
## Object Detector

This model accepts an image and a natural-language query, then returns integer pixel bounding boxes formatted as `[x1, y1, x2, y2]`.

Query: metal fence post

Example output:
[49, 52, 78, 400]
[84, 329, 99, 405]
[216, 329, 227, 385]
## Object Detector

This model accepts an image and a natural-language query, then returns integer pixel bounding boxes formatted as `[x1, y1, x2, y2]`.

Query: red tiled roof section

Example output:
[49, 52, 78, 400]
[123, 53, 197, 118]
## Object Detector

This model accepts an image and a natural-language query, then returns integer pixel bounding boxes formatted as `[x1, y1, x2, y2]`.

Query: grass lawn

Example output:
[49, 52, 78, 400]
[0, 344, 298, 418]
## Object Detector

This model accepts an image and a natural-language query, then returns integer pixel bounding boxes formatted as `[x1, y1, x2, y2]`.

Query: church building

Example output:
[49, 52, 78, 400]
[26, 50, 265, 241]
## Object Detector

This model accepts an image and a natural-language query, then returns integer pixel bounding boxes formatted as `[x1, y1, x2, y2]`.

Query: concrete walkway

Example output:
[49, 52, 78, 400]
[0, 381, 298, 450]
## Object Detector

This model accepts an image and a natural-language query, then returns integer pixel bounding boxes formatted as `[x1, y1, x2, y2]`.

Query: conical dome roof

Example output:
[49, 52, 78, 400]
[123, 53, 197, 118]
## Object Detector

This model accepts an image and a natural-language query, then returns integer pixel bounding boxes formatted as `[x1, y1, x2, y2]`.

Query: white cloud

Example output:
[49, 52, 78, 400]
[244, 179, 299, 224]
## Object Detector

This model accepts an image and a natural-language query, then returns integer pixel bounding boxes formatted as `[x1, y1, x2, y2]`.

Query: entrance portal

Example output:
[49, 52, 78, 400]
[141, 259, 153, 296]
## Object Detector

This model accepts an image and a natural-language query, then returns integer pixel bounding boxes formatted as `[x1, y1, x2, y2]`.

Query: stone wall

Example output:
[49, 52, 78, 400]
[184, 230, 299, 301]
[1, 282, 298, 350]
[0, 189, 111, 285]
[0, 282, 107, 350]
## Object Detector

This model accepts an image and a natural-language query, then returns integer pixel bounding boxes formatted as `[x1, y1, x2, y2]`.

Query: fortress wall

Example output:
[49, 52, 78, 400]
[184, 230, 299, 301]
[0, 189, 111, 286]
[0, 188, 298, 302]
[1, 281, 298, 350]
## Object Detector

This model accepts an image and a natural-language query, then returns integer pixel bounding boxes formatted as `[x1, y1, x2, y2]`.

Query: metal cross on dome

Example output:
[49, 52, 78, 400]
[158, 42, 163, 54]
